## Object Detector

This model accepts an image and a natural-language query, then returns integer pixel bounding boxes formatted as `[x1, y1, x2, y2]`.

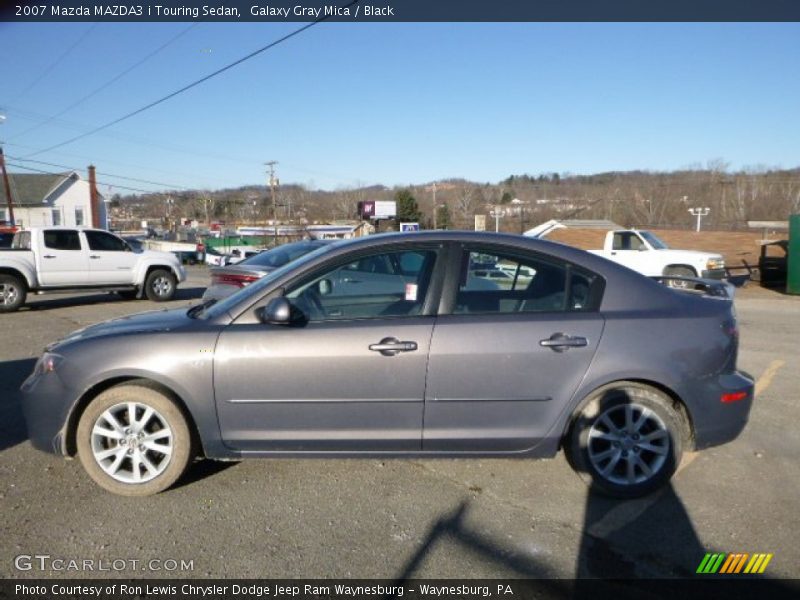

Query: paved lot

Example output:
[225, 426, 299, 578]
[1, 267, 798, 580]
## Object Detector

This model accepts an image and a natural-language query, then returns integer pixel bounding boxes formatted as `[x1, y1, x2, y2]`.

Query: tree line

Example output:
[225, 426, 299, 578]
[111, 164, 800, 232]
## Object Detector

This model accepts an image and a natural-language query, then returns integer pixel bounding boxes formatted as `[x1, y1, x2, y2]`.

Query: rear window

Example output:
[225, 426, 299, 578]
[241, 242, 324, 268]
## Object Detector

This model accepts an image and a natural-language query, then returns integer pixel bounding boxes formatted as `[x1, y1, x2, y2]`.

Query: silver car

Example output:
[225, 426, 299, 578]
[21, 232, 753, 497]
[202, 239, 332, 301]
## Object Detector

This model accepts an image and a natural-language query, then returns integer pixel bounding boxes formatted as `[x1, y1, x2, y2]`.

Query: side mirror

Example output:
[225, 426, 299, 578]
[261, 297, 292, 325]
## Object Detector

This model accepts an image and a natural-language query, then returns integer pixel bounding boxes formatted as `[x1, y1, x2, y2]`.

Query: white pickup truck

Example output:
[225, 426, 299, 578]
[0, 227, 186, 312]
[588, 229, 725, 285]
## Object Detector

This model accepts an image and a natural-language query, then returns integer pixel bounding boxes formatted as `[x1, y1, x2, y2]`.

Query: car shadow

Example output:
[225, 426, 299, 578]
[170, 459, 239, 491]
[0, 358, 36, 452]
[392, 486, 798, 598]
[392, 500, 568, 595]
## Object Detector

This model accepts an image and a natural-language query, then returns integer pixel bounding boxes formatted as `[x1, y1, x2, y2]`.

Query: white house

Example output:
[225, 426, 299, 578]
[0, 171, 107, 229]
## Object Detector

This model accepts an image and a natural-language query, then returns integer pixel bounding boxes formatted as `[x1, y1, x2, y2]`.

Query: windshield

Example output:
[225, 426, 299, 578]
[239, 240, 326, 268]
[640, 231, 670, 250]
[196, 243, 335, 320]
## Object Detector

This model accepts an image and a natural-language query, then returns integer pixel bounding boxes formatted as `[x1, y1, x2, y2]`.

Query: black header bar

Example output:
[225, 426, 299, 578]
[2, 0, 800, 23]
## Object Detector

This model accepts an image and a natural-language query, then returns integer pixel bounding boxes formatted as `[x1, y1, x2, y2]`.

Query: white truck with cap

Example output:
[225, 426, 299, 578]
[0, 227, 186, 312]
[588, 229, 725, 285]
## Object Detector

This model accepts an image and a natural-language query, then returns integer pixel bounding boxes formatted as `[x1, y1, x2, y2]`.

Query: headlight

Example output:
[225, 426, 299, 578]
[706, 257, 725, 270]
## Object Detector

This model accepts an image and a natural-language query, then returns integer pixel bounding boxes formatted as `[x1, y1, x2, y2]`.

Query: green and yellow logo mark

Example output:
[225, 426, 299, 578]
[696, 552, 773, 574]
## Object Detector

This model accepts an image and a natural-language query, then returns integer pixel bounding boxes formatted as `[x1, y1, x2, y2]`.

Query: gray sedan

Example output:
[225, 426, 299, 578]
[21, 231, 753, 497]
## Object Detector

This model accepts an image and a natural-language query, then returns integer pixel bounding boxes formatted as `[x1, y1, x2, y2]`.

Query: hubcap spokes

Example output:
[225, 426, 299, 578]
[1, 284, 18, 305]
[91, 402, 173, 483]
[588, 403, 670, 486]
[153, 277, 171, 296]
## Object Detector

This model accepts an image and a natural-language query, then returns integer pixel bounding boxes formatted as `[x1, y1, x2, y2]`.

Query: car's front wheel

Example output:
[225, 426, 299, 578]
[565, 383, 684, 498]
[77, 384, 194, 496]
[144, 269, 177, 301]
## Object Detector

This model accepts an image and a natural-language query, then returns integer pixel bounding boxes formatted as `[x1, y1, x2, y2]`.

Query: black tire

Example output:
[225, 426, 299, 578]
[117, 289, 139, 300]
[144, 268, 177, 302]
[663, 266, 696, 289]
[76, 384, 194, 496]
[0, 274, 27, 313]
[565, 383, 684, 499]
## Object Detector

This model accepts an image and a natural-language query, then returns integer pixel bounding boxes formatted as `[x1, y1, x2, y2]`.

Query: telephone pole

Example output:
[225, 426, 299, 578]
[0, 147, 15, 226]
[265, 161, 278, 245]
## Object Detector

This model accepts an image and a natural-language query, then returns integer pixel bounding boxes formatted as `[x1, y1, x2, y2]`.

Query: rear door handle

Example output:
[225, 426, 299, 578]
[89, 255, 101, 259]
[369, 337, 418, 356]
[540, 333, 588, 353]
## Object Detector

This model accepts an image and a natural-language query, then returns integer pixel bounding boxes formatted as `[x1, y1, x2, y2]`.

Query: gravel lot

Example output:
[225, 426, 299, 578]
[1, 266, 798, 580]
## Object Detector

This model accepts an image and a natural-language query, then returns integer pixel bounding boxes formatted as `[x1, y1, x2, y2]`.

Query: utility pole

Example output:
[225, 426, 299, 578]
[265, 161, 278, 246]
[0, 147, 15, 226]
[432, 182, 437, 230]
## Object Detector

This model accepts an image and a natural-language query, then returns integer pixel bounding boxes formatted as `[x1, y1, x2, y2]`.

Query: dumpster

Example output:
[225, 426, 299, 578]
[789, 214, 800, 295]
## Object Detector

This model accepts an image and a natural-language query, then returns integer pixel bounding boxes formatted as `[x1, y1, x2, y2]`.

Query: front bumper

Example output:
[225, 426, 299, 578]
[20, 366, 78, 456]
[701, 268, 726, 280]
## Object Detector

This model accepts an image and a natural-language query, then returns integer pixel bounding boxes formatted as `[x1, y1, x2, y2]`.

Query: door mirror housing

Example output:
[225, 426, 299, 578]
[261, 297, 292, 325]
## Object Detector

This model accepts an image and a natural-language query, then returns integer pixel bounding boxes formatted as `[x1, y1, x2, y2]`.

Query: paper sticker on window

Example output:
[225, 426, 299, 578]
[405, 283, 418, 301]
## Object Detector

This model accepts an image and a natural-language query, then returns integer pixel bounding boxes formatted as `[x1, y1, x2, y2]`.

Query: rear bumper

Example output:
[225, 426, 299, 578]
[691, 371, 755, 450]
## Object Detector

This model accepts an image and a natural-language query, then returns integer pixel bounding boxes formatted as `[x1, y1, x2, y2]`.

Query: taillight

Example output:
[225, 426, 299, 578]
[212, 273, 260, 287]
[721, 391, 748, 403]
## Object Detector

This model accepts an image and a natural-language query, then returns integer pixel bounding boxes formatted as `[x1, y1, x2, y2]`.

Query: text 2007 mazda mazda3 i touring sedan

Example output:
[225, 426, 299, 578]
[21, 231, 754, 497]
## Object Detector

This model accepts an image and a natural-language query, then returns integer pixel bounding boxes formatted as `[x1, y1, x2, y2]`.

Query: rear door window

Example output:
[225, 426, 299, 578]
[43, 230, 82, 251]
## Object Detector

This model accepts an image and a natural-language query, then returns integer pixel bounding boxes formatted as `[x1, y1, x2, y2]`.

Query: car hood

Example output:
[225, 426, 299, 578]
[49, 307, 191, 350]
[659, 249, 723, 262]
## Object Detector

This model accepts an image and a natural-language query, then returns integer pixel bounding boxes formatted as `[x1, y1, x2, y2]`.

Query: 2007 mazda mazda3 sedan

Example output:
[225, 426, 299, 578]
[21, 231, 754, 497]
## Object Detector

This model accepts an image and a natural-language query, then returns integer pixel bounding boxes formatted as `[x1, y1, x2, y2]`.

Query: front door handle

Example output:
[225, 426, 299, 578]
[540, 333, 588, 353]
[369, 337, 418, 356]
[89, 255, 101, 259]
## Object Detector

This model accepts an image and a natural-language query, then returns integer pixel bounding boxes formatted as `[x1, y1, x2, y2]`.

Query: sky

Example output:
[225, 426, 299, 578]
[0, 22, 798, 195]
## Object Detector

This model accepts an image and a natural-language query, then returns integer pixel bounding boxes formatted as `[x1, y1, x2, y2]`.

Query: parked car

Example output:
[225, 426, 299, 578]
[21, 231, 753, 497]
[0, 227, 186, 312]
[579, 229, 726, 288]
[204, 247, 232, 267]
[226, 248, 261, 265]
[202, 239, 331, 301]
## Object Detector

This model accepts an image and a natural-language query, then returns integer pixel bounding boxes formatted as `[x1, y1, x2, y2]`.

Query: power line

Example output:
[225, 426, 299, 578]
[7, 155, 190, 191]
[24, 1, 360, 158]
[11, 24, 98, 103]
[8, 23, 199, 143]
[5, 161, 167, 195]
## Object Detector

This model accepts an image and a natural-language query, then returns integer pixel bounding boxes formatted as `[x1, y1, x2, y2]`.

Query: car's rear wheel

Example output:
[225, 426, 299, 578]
[145, 269, 177, 301]
[0, 274, 26, 312]
[77, 384, 193, 496]
[565, 383, 683, 498]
